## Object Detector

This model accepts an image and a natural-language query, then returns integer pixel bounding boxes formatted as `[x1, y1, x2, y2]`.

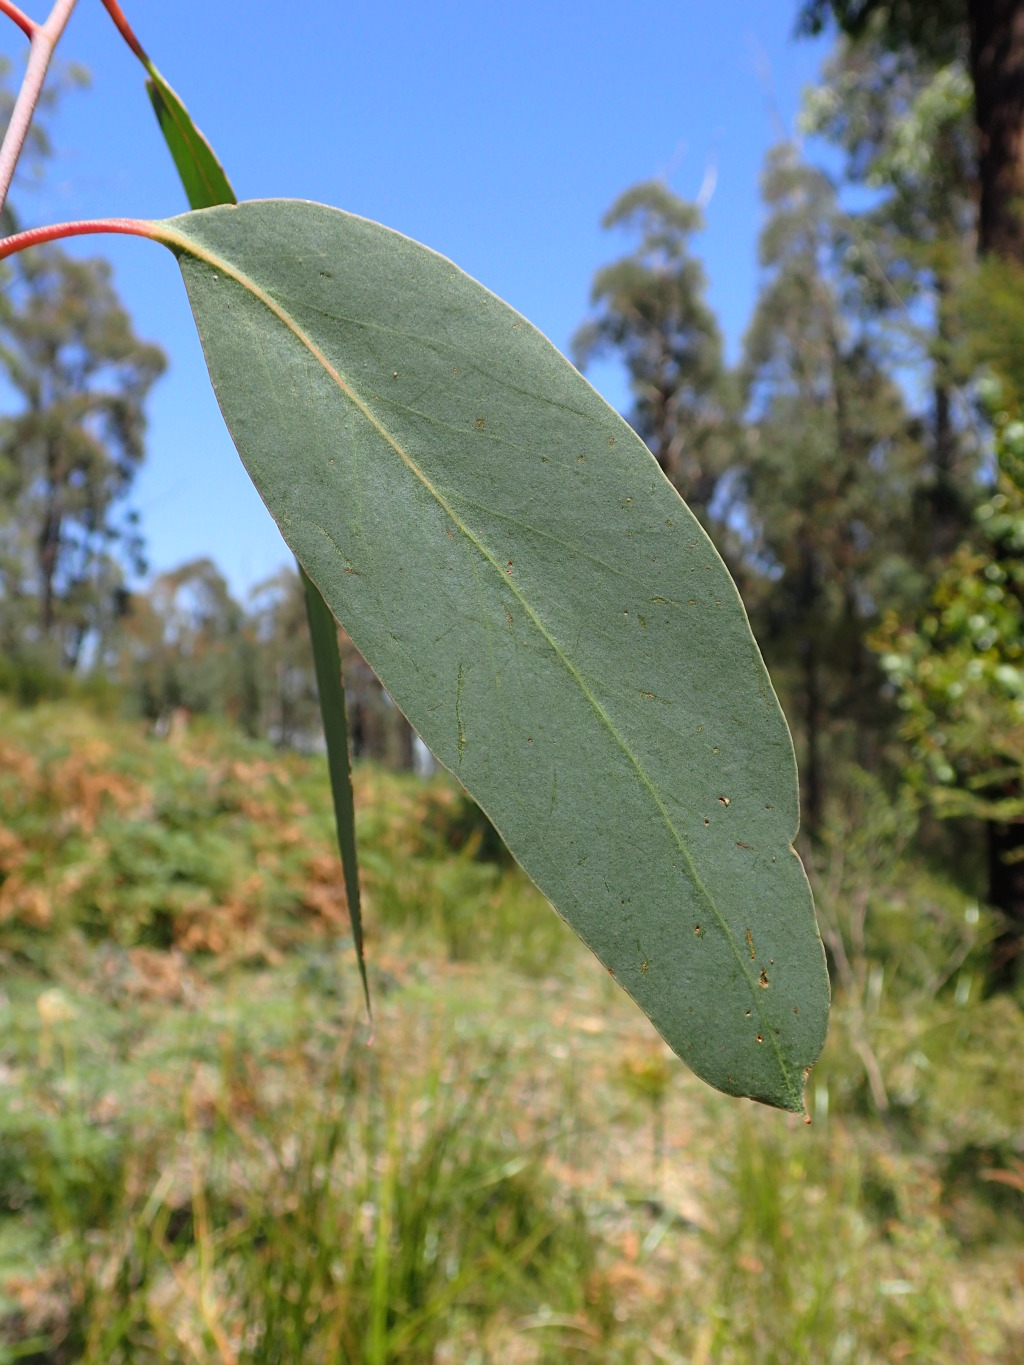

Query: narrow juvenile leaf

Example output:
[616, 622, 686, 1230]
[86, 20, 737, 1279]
[142, 88, 369, 1008]
[145, 70, 235, 211]
[302, 564, 370, 1015]
[151, 201, 830, 1111]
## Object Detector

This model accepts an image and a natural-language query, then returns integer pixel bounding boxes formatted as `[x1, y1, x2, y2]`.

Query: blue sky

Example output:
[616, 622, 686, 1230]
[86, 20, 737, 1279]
[3, 0, 831, 596]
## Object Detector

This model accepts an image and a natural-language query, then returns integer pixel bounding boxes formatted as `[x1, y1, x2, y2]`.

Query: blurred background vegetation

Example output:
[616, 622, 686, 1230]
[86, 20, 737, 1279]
[1, 1, 1023, 1360]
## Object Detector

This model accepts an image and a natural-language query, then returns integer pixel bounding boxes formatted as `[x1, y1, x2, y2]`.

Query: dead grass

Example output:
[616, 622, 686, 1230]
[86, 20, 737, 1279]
[0, 699, 1021, 1361]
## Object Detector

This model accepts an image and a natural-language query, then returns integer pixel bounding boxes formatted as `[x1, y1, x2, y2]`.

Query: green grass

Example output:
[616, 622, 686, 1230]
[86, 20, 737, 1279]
[0, 700, 1022, 1361]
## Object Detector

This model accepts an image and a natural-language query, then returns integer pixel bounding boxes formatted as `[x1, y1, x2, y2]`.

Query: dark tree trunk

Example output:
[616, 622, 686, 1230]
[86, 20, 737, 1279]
[801, 635, 824, 840]
[969, 0, 1024, 264]
[920, 275, 970, 563]
[969, 1, 1024, 984]
[37, 438, 63, 646]
[987, 819, 1024, 987]
[392, 711, 416, 771]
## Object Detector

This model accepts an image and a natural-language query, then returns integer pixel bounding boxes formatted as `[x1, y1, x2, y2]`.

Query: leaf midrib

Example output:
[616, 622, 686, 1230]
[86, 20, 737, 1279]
[156, 218, 800, 1106]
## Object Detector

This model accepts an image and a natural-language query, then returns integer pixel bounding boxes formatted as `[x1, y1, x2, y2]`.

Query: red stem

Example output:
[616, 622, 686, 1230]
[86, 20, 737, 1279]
[97, 0, 148, 64]
[0, 216, 153, 260]
[0, 0, 79, 217]
[0, 0, 37, 39]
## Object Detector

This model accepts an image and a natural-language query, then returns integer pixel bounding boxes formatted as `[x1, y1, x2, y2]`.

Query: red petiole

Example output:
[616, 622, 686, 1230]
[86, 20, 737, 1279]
[0, 0, 37, 40]
[97, 0, 148, 65]
[0, 216, 154, 259]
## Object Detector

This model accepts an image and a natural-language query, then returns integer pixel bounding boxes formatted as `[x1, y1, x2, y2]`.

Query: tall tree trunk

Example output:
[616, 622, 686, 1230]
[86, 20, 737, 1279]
[929, 277, 969, 559]
[970, 1, 1024, 985]
[37, 509, 60, 639]
[801, 635, 824, 840]
[969, 0, 1024, 264]
[37, 439, 62, 645]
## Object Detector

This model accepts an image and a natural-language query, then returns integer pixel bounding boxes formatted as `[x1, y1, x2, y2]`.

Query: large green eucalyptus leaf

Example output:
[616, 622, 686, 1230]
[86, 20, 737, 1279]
[140, 80, 370, 1011]
[148, 200, 829, 1111]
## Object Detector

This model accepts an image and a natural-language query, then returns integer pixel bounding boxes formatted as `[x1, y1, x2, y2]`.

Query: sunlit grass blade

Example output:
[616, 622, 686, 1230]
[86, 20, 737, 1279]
[302, 563, 370, 1017]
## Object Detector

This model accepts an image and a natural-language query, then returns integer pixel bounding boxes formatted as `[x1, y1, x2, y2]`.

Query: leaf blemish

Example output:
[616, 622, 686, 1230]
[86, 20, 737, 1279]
[719, 796, 730, 807]
[475, 416, 485, 430]
[759, 969, 769, 988]
[746, 928, 755, 959]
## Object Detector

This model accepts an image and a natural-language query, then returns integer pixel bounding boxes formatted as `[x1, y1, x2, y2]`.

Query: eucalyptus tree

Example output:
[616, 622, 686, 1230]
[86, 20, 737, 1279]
[120, 556, 257, 730]
[572, 181, 734, 528]
[801, 0, 1024, 981]
[740, 144, 924, 836]
[801, 25, 980, 559]
[799, 0, 1024, 266]
[0, 246, 165, 669]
